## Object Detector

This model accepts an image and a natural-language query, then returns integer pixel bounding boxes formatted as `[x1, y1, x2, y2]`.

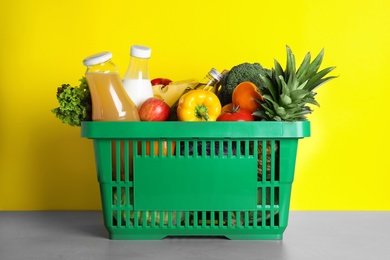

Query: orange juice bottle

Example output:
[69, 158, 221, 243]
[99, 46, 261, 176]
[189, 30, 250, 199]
[83, 51, 140, 121]
[83, 52, 139, 181]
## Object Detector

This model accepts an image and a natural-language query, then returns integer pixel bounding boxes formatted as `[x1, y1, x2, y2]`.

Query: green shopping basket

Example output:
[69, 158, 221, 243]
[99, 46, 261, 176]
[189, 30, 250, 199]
[81, 121, 310, 240]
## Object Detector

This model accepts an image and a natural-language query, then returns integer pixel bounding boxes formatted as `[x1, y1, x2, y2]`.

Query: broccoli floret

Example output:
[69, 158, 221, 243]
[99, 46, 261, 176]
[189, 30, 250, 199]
[218, 62, 270, 106]
[51, 77, 92, 127]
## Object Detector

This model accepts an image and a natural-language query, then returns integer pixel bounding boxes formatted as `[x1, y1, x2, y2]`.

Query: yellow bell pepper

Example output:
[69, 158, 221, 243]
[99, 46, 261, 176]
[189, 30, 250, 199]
[177, 89, 222, 121]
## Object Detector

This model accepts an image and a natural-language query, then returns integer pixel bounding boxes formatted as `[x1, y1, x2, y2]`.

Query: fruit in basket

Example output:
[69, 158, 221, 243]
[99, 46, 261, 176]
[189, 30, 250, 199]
[138, 97, 171, 121]
[177, 89, 221, 121]
[217, 104, 254, 121]
[254, 46, 337, 121]
[217, 63, 270, 106]
[232, 81, 263, 113]
[137, 141, 176, 156]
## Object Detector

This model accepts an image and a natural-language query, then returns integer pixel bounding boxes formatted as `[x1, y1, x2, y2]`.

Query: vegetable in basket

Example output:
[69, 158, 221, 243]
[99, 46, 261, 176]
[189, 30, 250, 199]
[113, 188, 183, 226]
[217, 62, 270, 106]
[217, 104, 254, 121]
[51, 77, 91, 126]
[231, 81, 264, 113]
[177, 89, 221, 121]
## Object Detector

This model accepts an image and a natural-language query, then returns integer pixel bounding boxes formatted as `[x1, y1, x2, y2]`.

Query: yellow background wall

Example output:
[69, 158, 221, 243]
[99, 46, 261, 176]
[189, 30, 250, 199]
[1, 0, 389, 210]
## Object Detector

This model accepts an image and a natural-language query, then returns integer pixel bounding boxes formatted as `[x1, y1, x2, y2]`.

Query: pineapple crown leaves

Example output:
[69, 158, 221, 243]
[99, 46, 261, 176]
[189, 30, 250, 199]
[255, 45, 337, 121]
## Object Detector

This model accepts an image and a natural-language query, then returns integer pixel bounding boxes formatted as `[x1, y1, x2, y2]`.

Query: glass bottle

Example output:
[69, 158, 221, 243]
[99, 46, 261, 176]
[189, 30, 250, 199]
[122, 45, 154, 107]
[193, 68, 223, 94]
[173, 68, 223, 102]
[83, 51, 140, 121]
[83, 52, 139, 182]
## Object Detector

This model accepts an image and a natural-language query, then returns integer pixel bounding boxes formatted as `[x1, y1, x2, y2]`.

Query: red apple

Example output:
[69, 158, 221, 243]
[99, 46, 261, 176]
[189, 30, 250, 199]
[139, 97, 171, 121]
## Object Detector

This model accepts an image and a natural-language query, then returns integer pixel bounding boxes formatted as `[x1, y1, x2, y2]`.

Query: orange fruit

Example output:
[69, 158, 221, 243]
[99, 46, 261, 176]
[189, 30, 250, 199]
[137, 141, 176, 156]
[221, 103, 234, 112]
[232, 81, 263, 113]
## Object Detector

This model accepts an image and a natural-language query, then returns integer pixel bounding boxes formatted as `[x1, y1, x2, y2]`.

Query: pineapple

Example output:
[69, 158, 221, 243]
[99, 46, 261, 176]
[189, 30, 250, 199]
[254, 46, 337, 121]
[250, 46, 337, 225]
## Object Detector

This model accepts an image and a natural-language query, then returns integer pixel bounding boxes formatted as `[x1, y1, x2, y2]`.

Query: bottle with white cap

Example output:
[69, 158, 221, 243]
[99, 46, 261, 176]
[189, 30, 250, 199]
[122, 45, 154, 107]
[82, 51, 140, 121]
[83, 51, 140, 181]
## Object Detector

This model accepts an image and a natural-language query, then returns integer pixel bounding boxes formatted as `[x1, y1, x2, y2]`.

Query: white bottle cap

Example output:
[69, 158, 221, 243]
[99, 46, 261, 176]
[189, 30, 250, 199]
[130, 45, 151, 58]
[83, 52, 112, 66]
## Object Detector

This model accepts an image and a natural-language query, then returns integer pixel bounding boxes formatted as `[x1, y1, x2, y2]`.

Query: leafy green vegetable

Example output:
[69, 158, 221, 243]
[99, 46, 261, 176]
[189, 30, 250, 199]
[51, 77, 92, 127]
[217, 62, 270, 106]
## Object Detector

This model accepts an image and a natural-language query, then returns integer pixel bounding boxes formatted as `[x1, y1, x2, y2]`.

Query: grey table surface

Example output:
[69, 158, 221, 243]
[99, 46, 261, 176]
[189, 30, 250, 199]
[0, 211, 389, 260]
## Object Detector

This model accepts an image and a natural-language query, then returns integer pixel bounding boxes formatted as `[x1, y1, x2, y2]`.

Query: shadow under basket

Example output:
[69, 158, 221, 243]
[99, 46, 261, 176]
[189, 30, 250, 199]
[81, 121, 310, 240]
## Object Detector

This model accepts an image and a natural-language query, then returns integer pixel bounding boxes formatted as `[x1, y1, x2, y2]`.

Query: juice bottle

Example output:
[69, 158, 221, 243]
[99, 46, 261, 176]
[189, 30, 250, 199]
[83, 52, 139, 181]
[122, 45, 154, 107]
[83, 52, 139, 121]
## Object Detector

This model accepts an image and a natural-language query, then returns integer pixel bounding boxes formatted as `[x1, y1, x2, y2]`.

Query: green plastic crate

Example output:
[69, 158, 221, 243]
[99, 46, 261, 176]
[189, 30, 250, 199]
[81, 121, 310, 240]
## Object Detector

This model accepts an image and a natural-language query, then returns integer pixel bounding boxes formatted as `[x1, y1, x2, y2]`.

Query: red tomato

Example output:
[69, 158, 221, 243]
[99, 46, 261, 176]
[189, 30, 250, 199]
[217, 105, 254, 121]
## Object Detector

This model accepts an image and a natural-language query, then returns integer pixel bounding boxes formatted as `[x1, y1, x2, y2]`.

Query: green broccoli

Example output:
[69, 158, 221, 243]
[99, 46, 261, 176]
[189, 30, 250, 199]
[217, 62, 270, 106]
[51, 77, 92, 127]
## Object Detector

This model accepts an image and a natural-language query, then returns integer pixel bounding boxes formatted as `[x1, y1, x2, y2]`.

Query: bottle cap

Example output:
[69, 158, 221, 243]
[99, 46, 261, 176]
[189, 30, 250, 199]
[83, 52, 112, 66]
[209, 68, 222, 81]
[130, 45, 151, 58]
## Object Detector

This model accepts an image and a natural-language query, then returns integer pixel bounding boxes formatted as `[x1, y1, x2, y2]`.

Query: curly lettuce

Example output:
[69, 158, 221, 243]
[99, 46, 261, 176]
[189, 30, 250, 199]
[51, 77, 92, 127]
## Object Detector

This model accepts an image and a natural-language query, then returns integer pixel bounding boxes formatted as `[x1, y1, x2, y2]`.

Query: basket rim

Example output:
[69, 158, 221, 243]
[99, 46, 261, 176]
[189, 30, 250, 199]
[81, 121, 310, 139]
